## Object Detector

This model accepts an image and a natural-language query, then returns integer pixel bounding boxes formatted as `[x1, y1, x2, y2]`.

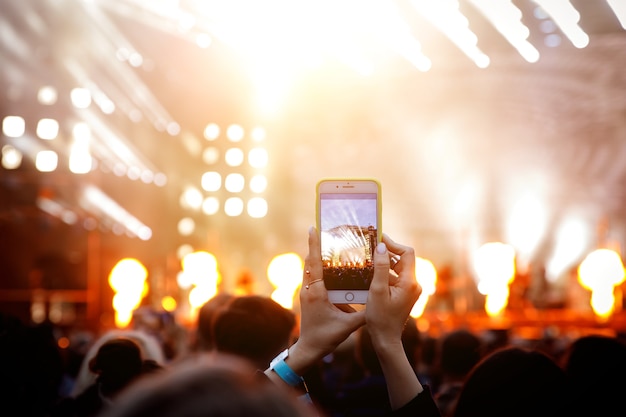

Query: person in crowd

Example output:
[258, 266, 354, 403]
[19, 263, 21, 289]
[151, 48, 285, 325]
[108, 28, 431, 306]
[432, 329, 483, 417]
[50, 337, 163, 417]
[264, 227, 441, 416]
[210, 294, 298, 369]
[131, 306, 189, 361]
[451, 345, 569, 417]
[192, 292, 235, 352]
[88, 227, 441, 417]
[0, 312, 65, 417]
[69, 329, 166, 399]
[415, 334, 438, 389]
[57, 330, 95, 398]
[560, 333, 626, 415]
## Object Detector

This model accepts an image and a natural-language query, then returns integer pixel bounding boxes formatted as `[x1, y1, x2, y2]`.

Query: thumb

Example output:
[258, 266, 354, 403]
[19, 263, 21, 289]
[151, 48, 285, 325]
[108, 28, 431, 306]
[370, 242, 390, 292]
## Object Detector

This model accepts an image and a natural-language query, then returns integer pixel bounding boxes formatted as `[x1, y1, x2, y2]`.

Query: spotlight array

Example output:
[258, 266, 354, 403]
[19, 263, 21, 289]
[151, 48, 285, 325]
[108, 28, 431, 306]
[196, 123, 269, 219]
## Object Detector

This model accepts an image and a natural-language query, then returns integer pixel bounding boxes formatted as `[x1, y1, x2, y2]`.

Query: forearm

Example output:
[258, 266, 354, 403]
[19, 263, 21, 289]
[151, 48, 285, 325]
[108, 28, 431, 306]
[374, 339, 424, 410]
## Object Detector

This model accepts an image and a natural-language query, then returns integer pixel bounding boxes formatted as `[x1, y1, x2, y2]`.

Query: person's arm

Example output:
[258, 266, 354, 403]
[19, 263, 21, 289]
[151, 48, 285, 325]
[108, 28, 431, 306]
[366, 235, 424, 410]
[264, 226, 366, 389]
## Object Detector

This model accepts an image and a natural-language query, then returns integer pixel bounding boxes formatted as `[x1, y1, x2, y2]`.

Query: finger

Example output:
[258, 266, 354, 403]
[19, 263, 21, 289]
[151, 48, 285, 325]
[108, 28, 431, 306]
[303, 226, 328, 297]
[383, 234, 415, 266]
[308, 226, 321, 264]
[389, 254, 401, 271]
[382, 233, 412, 257]
[370, 241, 391, 293]
[304, 227, 323, 279]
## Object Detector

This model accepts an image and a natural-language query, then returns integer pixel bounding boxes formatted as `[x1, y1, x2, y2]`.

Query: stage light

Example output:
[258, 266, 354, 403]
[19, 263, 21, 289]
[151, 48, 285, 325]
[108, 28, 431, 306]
[473, 242, 516, 317]
[224, 197, 244, 216]
[177, 217, 196, 236]
[181, 251, 221, 313]
[1, 145, 22, 170]
[202, 147, 220, 164]
[608, 0, 626, 29]
[177, 244, 194, 260]
[81, 185, 152, 240]
[533, 0, 589, 48]
[411, 0, 489, 68]
[70, 87, 91, 109]
[2, 116, 25, 138]
[267, 252, 303, 309]
[196, 33, 212, 48]
[201, 171, 222, 191]
[248, 147, 268, 168]
[247, 197, 268, 218]
[249, 174, 267, 193]
[251, 126, 266, 142]
[37, 86, 58, 105]
[36, 118, 59, 140]
[204, 123, 220, 140]
[202, 196, 219, 215]
[154, 173, 167, 187]
[410, 257, 438, 318]
[225, 173, 245, 192]
[140, 170, 154, 184]
[180, 186, 203, 210]
[195, 122, 269, 218]
[225, 147, 244, 166]
[109, 258, 148, 328]
[35, 150, 58, 172]
[578, 249, 625, 319]
[226, 124, 244, 142]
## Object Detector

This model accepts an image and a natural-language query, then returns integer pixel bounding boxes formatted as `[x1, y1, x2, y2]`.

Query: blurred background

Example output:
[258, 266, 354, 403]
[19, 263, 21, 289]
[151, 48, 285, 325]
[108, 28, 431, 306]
[1, 0, 626, 336]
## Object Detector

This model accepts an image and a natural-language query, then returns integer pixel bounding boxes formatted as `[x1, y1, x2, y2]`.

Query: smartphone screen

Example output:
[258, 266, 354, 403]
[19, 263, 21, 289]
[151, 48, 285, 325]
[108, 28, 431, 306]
[317, 179, 381, 302]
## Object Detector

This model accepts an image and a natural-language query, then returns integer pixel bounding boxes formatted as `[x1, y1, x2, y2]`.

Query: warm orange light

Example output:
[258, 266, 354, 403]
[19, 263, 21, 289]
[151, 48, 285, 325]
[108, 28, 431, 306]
[108, 258, 148, 328]
[57, 336, 70, 349]
[161, 296, 177, 312]
[267, 253, 303, 309]
[473, 242, 516, 317]
[181, 251, 220, 315]
[410, 257, 437, 318]
[578, 249, 625, 319]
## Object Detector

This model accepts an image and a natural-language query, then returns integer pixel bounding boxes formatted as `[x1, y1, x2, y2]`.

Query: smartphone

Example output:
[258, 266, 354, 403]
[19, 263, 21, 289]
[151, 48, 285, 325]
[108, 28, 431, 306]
[316, 178, 382, 304]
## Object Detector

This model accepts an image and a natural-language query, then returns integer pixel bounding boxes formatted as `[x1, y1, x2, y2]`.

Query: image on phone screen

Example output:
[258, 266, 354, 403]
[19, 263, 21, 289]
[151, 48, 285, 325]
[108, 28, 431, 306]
[319, 193, 378, 290]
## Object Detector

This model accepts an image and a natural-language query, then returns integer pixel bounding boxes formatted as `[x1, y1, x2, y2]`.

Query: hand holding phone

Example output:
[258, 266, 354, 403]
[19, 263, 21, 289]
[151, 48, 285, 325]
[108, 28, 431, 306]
[316, 178, 382, 304]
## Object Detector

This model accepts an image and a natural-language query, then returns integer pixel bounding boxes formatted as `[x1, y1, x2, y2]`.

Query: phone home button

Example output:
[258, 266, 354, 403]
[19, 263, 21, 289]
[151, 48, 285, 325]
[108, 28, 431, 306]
[345, 292, 355, 302]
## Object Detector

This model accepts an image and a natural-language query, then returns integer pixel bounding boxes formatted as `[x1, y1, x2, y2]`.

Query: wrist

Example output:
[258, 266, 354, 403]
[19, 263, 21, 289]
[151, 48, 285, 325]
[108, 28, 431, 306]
[283, 341, 322, 375]
[265, 350, 314, 406]
[269, 349, 305, 387]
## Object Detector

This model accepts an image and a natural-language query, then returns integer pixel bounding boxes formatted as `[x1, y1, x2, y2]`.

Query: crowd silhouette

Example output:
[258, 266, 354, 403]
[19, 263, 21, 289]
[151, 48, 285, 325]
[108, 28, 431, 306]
[1, 227, 626, 417]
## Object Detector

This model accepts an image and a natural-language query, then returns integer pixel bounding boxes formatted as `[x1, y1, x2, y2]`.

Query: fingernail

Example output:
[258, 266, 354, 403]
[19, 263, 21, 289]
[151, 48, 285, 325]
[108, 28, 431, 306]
[377, 242, 387, 254]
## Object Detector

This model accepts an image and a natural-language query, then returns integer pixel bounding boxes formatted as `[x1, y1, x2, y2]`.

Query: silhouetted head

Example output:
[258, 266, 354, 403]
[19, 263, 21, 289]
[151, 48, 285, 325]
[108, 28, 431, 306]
[72, 329, 166, 397]
[195, 293, 236, 351]
[453, 346, 568, 417]
[439, 329, 482, 379]
[212, 295, 296, 368]
[89, 338, 144, 397]
[561, 334, 626, 414]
